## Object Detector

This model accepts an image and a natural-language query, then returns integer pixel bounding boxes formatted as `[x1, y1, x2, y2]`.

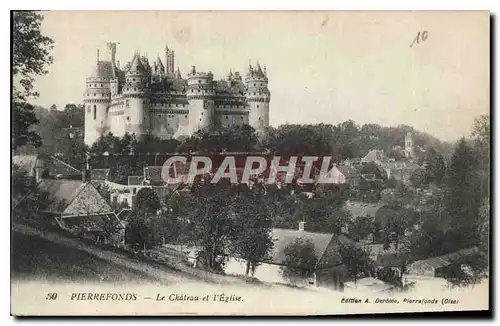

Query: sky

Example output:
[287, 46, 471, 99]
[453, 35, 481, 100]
[31, 11, 490, 142]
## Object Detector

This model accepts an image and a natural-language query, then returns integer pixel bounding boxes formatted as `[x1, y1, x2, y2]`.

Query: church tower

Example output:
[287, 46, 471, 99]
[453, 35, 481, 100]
[84, 50, 111, 146]
[245, 61, 270, 134]
[122, 52, 150, 137]
[405, 132, 414, 157]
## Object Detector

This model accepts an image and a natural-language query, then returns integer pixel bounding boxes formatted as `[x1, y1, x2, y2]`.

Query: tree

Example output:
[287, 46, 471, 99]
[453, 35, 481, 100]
[125, 215, 155, 251]
[338, 243, 374, 284]
[231, 191, 274, 276]
[13, 11, 54, 101]
[12, 11, 54, 150]
[348, 215, 374, 242]
[423, 148, 446, 185]
[134, 188, 161, 215]
[185, 183, 234, 271]
[446, 138, 482, 249]
[378, 205, 413, 250]
[12, 102, 42, 150]
[280, 238, 318, 283]
[148, 210, 180, 246]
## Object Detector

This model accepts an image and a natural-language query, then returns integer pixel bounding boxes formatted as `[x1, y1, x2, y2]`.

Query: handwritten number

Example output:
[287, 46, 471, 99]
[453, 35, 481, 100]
[45, 293, 58, 300]
[410, 30, 428, 48]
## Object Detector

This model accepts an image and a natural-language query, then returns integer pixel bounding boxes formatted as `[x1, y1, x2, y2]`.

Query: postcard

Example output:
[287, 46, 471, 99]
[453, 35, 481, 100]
[11, 10, 490, 316]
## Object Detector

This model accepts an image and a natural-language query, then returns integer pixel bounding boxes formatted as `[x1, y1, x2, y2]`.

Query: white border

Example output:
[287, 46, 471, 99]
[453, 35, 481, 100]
[2, 1, 497, 324]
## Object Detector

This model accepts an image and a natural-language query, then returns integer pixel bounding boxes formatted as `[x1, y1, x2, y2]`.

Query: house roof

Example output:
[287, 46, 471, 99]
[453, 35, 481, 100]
[411, 247, 479, 270]
[338, 165, 361, 178]
[362, 150, 385, 162]
[38, 179, 88, 209]
[128, 175, 144, 186]
[269, 228, 334, 265]
[91, 168, 110, 181]
[37, 179, 112, 216]
[380, 161, 422, 171]
[12, 155, 38, 175]
[12, 155, 81, 178]
[144, 166, 163, 182]
[344, 201, 385, 219]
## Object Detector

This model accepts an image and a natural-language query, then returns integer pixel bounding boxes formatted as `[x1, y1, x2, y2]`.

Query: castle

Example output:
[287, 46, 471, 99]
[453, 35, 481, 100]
[84, 42, 270, 145]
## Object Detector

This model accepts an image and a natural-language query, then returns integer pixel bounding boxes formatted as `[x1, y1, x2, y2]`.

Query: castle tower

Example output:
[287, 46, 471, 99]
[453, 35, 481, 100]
[186, 65, 215, 135]
[245, 61, 270, 133]
[165, 45, 175, 77]
[106, 42, 117, 65]
[84, 49, 112, 145]
[405, 132, 414, 157]
[122, 52, 150, 137]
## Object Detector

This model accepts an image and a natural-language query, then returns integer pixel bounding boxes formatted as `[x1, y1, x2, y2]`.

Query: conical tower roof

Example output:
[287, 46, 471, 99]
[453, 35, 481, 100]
[155, 56, 165, 72]
[255, 61, 265, 78]
[128, 52, 147, 75]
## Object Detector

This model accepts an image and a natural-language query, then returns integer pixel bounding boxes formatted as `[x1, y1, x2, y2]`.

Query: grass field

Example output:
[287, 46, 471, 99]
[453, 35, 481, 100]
[11, 231, 162, 284]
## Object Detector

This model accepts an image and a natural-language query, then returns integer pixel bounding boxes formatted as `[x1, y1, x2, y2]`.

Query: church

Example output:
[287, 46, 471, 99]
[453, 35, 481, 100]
[84, 42, 271, 145]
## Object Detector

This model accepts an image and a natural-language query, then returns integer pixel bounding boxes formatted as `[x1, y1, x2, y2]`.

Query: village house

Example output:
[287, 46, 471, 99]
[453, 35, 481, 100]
[338, 164, 361, 187]
[34, 176, 125, 246]
[224, 222, 350, 290]
[408, 247, 480, 278]
[13, 154, 82, 182]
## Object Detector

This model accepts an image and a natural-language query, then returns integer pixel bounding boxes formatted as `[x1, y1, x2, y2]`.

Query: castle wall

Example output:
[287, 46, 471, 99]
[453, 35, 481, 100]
[150, 109, 190, 139]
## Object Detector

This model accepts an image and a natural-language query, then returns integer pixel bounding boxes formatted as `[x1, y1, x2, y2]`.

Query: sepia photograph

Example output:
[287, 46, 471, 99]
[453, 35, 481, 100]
[10, 10, 490, 316]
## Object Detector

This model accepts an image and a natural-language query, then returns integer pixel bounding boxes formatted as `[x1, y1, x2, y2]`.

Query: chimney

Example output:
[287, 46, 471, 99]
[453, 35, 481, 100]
[298, 221, 306, 232]
[82, 169, 91, 183]
[34, 158, 45, 183]
[82, 152, 91, 183]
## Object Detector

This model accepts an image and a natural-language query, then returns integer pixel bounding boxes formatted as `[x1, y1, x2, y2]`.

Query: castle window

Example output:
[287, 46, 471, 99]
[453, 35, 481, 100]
[185, 115, 187, 118]
[259, 117, 261, 121]
[93, 93, 96, 96]
[134, 88, 137, 91]
[241, 116, 243, 120]
[199, 80, 201, 83]
[201, 112, 203, 116]
[127, 116, 130, 121]
[257, 105, 259, 108]
[225, 116, 228, 119]
[133, 78, 135, 81]
[191, 90, 194, 93]
[93, 105, 96, 120]
[199, 119, 202, 122]
[254, 83, 256, 86]
[101, 84, 103, 87]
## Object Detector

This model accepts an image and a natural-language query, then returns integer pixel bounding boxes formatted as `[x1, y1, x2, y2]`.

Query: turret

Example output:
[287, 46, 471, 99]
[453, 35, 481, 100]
[186, 66, 215, 135]
[245, 60, 270, 133]
[165, 45, 175, 77]
[122, 52, 150, 137]
[84, 49, 112, 145]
